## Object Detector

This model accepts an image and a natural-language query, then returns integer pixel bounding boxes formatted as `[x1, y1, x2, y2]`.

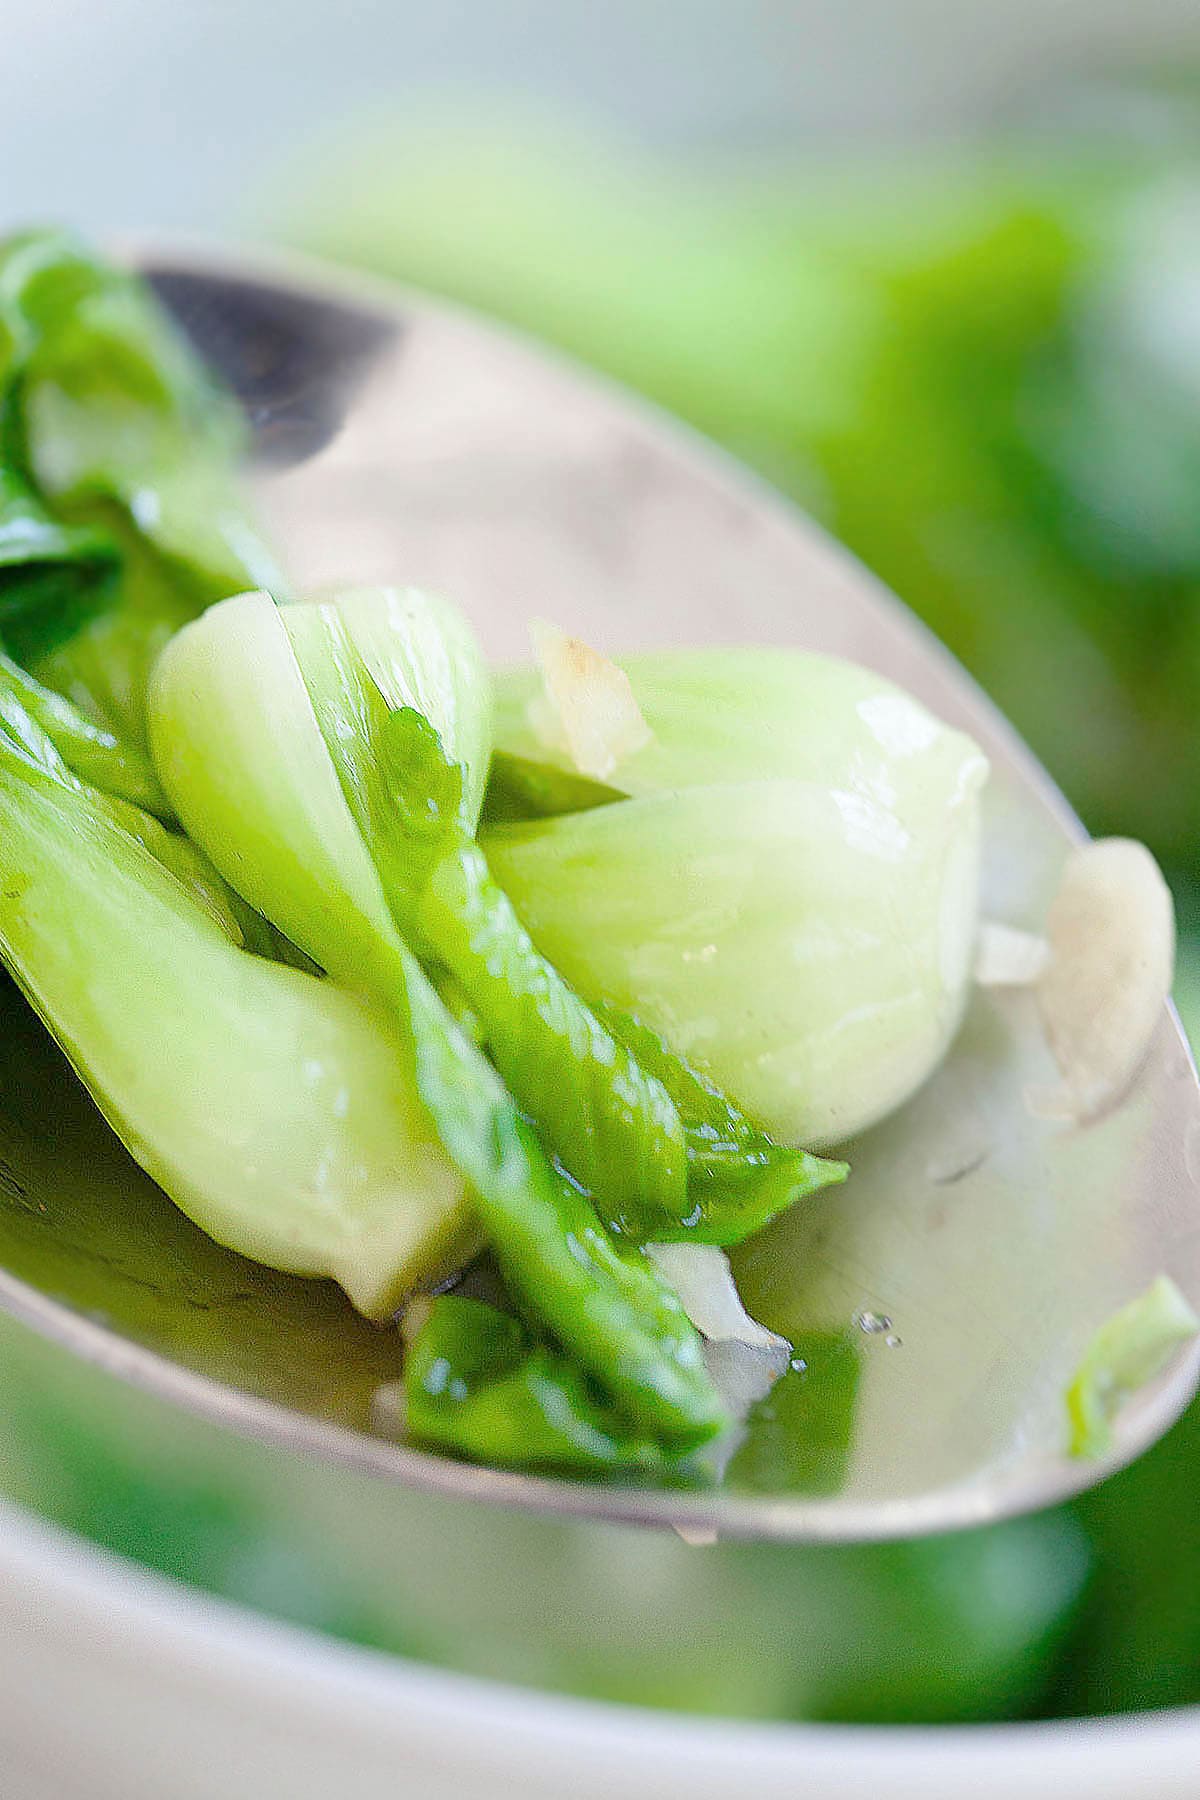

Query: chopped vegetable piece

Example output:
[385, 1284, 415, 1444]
[1067, 1276, 1199, 1460]
[405, 1295, 687, 1475]
[0, 696, 475, 1317]
[485, 770, 983, 1149]
[594, 1001, 846, 1243]
[149, 587, 727, 1444]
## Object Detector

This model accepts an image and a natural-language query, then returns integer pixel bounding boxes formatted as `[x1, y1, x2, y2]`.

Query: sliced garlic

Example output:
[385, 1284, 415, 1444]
[527, 618, 653, 780]
[646, 1242, 792, 1475]
[975, 921, 1051, 988]
[1034, 839, 1175, 1122]
[646, 1241, 789, 1356]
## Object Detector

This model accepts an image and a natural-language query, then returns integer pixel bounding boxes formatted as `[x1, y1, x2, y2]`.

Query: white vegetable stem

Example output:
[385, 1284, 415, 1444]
[491, 645, 988, 1147]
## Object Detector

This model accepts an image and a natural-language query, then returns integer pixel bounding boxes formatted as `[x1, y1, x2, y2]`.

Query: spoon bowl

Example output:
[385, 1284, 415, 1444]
[0, 241, 1196, 1541]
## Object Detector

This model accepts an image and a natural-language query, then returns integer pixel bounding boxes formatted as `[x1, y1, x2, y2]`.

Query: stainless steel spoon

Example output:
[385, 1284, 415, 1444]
[0, 241, 1196, 1544]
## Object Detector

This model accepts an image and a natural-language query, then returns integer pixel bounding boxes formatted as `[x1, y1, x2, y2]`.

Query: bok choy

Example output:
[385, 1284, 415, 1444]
[0, 228, 280, 756]
[150, 587, 743, 1453]
[488, 645, 989, 1147]
[0, 689, 474, 1318]
[0, 236, 1028, 1483]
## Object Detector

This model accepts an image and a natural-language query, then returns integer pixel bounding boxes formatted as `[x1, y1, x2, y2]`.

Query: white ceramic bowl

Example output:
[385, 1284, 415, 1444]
[2, 1489, 1198, 1800]
[0, 1298, 1190, 1799]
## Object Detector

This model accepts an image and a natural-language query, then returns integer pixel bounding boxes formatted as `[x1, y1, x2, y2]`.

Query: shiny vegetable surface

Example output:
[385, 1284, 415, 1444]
[151, 587, 731, 1453]
[0, 691, 473, 1317]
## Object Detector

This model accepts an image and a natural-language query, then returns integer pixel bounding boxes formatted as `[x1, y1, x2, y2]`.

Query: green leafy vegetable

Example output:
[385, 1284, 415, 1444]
[404, 1294, 693, 1474]
[0, 658, 264, 949]
[0, 228, 280, 748]
[481, 749, 622, 824]
[1067, 1275, 1199, 1460]
[487, 644, 988, 1150]
[591, 1001, 847, 1243]
[485, 766, 983, 1151]
[153, 588, 692, 1230]
[0, 463, 118, 664]
[285, 601, 689, 1208]
[414, 838, 689, 1218]
[149, 587, 727, 1446]
[0, 693, 474, 1317]
[283, 584, 493, 833]
[394, 945, 726, 1445]
[0, 640, 166, 813]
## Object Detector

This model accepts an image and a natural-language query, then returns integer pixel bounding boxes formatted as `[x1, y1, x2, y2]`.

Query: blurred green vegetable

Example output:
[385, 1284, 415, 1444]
[1057, 1390, 1200, 1715]
[0, 227, 279, 751]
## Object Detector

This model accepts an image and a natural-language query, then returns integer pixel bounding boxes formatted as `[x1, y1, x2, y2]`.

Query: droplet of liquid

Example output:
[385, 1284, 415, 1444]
[885, 1335, 902, 1349]
[854, 1309, 892, 1335]
[790, 1356, 808, 1374]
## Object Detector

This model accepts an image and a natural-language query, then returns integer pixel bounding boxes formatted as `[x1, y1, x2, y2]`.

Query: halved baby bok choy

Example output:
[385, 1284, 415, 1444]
[153, 587, 839, 1461]
[0, 687, 475, 1318]
[489, 643, 989, 1148]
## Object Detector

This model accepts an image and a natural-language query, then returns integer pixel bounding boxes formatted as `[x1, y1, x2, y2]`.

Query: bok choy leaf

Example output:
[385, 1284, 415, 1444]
[404, 1295, 688, 1475]
[593, 1001, 847, 1244]
[148, 587, 727, 1446]
[0, 229, 280, 749]
[485, 650, 987, 1148]
[0, 640, 167, 813]
[0, 693, 475, 1318]
[152, 587, 691, 1233]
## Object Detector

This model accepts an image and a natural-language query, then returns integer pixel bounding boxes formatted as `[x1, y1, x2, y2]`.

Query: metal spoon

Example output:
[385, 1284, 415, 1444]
[0, 241, 1195, 1544]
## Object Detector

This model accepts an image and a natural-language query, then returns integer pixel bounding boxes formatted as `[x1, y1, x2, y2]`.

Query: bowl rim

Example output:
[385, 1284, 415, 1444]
[2, 1489, 1197, 1787]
